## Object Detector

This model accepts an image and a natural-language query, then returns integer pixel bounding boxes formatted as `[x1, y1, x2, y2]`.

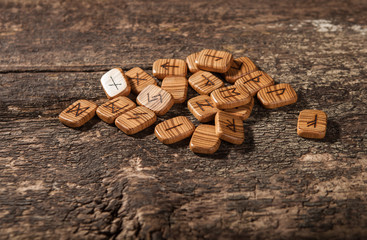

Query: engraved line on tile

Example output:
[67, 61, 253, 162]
[66, 103, 90, 117]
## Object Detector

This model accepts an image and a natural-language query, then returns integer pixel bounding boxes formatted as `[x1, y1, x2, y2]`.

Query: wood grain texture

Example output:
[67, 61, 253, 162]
[297, 109, 327, 139]
[125, 67, 157, 94]
[235, 70, 275, 96]
[96, 96, 136, 124]
[211, 84, 252, 109]
[154, 116, 195, 144]
[195, 49, 233, 73]
[188, 70, 224, 95]
[189, 124, 221, 154]
[115, 106, 156, 135]
[224, 97, 254, 120]
[186, 52, 200, 73]
[136, 85, 174, 116]
[152, 59, 187, 79]
[187, 95, 219, 122]
[100, 68, 131, 99]
[161, 76, 188, 104]
[215, 111, 245, 145]
[223, 57, 258, 83]
[257, 83, 298, 109]
[59, 99, 97, 128]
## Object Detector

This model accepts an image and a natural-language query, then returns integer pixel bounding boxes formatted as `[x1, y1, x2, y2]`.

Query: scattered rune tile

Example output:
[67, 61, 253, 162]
[297, 109, 327, 139]
[210, 84, 251, 109]
[189, 124, 221, 154]
[161, 76, 188, 104]
[215, 111, 244, 145]
[59, 99, 97, 128]
[195, 49, 234, 73]
[186, 52, 200, 73]
[125, 67, 157, 94]
[96, 96, 136, 124]
[100, 68, 131, 99]
[187, 95, 219, 122]
[223, 97, 254, 121]
[188, 70, 224, 95]
[154, 116, 195, 144]
[136, 85, 174, 116]
[115, 106, 157, 135]
[257, 83, 297, 109]
[152, 59, 187, 79]
[234, 70, 274, 96]
[223, 57, 258, 83]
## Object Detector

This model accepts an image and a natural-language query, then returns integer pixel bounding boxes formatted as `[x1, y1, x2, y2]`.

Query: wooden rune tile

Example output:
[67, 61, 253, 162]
[257, 83, 297, 109]
[161, 76, 188, 104]
[223, 57, 258, 83]
[152, 59, 187, 79]
[136, 85, 174, 116]
[189, 124, 221, 154]
[186, 52, 200, 73]
[59, 99, 97, 128]
[195, 49, 234, 73]
[96, 96, 136, 124]
[154, 116, 195, 144]
[234, 70, 274, 96]
[100, 68, 131, 99]
[125, 67, 157, 94]
[188, 70, 224, 95]
[187, 95, 219, 122]
[210, 84, 251, 109]
[215, 111, 244, 145]
[297, 109, 327, 139]
[115, 106, 157, 135]
[223, 97, 254, 121]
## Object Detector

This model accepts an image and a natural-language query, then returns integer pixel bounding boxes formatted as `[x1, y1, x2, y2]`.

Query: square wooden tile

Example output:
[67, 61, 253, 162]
[257, 83, 297, 109]
[136, 85, 174, 116]
[152, 59, 187, 79]
[195, 49, 233, 73]
[96, 96, 136, 124]
[297, 109, 327, 139]
[100, 68, 131, 99]
[223, 57, 258, 83]
[223, 97, 254, 121]
[115, 106, 157, 135]
[59, 99, 97, 128]
[215, 111, 244, 145]
[161, 76, 188, 104]
[187, 95, 219, 122]
[186, 52, 200, 73]
[234, 70, 274, 96]
[189, 124, 221, 154]
[210, 84, 251, 109]
[188, 70, 224, 95]
[154, 116, 195, 144]
[125, 67, 157, 94]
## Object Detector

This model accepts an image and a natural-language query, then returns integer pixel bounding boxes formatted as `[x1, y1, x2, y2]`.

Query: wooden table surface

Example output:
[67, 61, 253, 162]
[1, 0, 366, 239]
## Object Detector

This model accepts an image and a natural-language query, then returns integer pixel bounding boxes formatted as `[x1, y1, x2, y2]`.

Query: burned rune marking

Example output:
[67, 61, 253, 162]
[104, 100, 128, 114]
[202, 75, 215, 86]
[196, 100, 213, 111]
[307, 115, 318, 128]
[225, 119, 236, 132]
[165, 123, 183, 131]
[147, 93, 163, 103]
[267, 88, 286, 95]
[131, 73, 146, 85]
[243, 74, 262, 84]
[66, 103, 89, 117]
[220, 88, 240, 98]
[204, 54, 223, 61]
[161, 62, 179, 70]
[127, 112, 148, 120]
[109, 76, 122, 90]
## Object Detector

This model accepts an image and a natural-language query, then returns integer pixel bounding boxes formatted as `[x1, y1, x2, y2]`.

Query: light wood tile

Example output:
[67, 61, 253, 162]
[223, 57, 258, 83]
[195, 49, 233, 73]
[186, 52, 200, 73]
[152, 59, 187, 79]
[136, 85, 174, 116]
[223, 97, 254, 120]
[234, 70, 274, 96]
[96, 96, 136, 124]
[125, 67, 157, 94]
[187, 95, 219, 122]
[210, 84, 251, 109]
[257, 83, 297, 109]
[297, 109, 327, 139]
[59, 99, 97, 128]
[161, 76, 188, 104]
[189, 124, 221, 154]
[100, 68, 131, 99]
[155, 116, 195, 144]
[115, 106, 157, 135]
[188, 70, 224, 95]
[215, 111, 244, 145]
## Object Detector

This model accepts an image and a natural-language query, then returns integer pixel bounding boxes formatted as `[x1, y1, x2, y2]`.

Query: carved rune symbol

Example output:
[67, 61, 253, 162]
[231, 62, 242, 70]
[204, 54, 223, 61]
[307, 115, 318, 128]
[225, 119, 236, 132]
[104, 100, 128, 113]
[108, 76, 122, 90]
[243, 74, 262, 84]
[202, 75, 214, 86]
[131, 73, 146, 85]
[165, 123, 183, 131]
[161, 62, 179, 70]
[127, 112, 148, 120]
[196, 100, 213, 111]
[267, 88, 286, 95]
[147, 93, 163, 103]
[220, 88, 240, 98]
[66, 103, 89, 117]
